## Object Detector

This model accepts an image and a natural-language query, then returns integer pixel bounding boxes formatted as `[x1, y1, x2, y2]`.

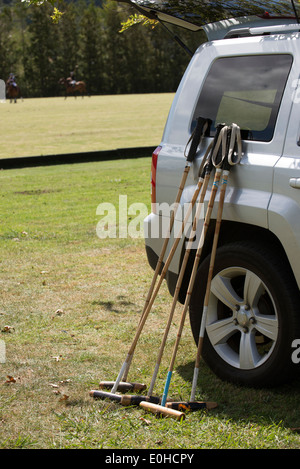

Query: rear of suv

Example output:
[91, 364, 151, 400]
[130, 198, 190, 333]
[119, 1, 300, 388]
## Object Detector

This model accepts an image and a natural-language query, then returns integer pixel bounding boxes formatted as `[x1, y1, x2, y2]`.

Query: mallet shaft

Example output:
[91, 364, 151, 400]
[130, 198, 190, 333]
[190, 124, 242, 402]
[147, 174, 210, 397]
[160, 168, 222, 407]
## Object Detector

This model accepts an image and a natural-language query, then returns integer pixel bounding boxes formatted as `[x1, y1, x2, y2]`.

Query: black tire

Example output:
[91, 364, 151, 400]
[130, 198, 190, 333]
[189, 240, 300, 388]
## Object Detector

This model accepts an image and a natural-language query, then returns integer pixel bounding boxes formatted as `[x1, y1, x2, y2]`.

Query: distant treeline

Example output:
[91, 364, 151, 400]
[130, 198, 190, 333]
[0, 0, 205, 97]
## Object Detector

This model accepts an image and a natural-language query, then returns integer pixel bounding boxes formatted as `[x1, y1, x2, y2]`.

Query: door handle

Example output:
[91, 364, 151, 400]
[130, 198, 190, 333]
[289, 178, 300, 189]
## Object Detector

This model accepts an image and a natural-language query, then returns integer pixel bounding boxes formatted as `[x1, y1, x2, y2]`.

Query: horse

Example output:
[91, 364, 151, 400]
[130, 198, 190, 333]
[6, 81, 21, 103]
[59, 77, 87, 98]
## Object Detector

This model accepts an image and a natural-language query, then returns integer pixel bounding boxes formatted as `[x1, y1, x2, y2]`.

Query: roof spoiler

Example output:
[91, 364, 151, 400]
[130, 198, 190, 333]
[117, 0, 202, 32]
[116, 1, 300, 48]
[117, 1, 300, 34]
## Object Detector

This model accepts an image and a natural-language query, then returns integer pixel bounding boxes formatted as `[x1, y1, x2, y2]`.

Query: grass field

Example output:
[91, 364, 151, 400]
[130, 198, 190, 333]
[0, 94, 174, 159]
[1, 156, 300, 450]
[1, 94, 300, 450]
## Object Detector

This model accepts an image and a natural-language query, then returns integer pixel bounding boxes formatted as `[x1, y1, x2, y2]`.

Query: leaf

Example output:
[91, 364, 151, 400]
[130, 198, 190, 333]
[51, 355, 63, 362]
[1, 325, 13, 333]
[119, 14, 158, 33]
[50, 7, 64, 24]
[139, 417, 151, 425]
[5, 375, 16, 384]
[59, 379, 71, 385]
[49, 383, 59, 388]
[51, 309, 65, 319]
[21, 0, 64, 23]
[1, 325, 14, 333]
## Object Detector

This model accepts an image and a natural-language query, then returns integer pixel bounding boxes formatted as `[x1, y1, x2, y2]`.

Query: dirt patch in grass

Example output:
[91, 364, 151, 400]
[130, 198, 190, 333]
[14, 189, 62, 195]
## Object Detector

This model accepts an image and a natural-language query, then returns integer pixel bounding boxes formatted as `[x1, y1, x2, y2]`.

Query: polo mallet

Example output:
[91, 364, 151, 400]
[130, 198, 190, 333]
[95, 117, 211, 399]
[145, 142, 215, 398]
[98, 162, 188, 393]
[119, 118, 211, 385]
[140, 124, 227, 417]
[189, 123, 242, 402]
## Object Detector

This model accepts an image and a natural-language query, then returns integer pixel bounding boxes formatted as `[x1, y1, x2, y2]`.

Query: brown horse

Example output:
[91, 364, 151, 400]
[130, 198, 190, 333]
[59, 77, 87, 98]
[6, 81, 21, 103]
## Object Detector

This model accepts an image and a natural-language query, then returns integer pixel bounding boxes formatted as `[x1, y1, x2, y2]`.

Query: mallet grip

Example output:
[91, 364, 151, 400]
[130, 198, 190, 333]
[89, 390, 121, 402]
[186, 117, 211, 163]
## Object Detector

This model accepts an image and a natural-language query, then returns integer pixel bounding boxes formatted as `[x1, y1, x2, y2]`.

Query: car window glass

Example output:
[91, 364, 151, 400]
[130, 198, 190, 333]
[192, 54, 293, 141]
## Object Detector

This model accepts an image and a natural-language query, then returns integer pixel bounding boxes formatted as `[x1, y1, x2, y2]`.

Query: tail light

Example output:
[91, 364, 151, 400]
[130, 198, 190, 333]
[151, 146, 161, 207]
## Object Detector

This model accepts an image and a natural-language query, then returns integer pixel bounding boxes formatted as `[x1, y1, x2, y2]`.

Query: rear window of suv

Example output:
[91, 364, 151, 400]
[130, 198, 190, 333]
[192, 54, 293, 141]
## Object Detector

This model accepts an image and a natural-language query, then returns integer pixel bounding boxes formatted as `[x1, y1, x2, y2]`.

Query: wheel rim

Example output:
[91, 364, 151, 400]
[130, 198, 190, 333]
[206, 267, 279, 370]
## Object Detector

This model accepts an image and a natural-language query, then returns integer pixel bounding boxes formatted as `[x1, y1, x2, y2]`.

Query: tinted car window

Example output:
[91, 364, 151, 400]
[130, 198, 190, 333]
[192, 54, 293, 141]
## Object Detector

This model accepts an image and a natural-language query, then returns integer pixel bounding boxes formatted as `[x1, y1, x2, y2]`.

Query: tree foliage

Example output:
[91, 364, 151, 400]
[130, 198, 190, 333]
[0, 0, 204, 97]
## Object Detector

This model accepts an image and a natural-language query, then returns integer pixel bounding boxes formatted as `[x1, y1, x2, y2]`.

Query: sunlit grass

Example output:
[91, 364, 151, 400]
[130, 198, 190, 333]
[0, 93, 174, 159]
[0, 152, 300, 449]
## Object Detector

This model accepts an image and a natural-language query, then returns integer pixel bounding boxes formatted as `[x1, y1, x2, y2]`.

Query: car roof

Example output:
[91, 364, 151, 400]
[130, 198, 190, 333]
[117, 1, 300, 32]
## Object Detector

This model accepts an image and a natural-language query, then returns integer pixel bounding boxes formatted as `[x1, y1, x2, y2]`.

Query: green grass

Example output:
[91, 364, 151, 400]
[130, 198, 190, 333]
[1, 157, 300, 450]
[0, 94, 174, 159]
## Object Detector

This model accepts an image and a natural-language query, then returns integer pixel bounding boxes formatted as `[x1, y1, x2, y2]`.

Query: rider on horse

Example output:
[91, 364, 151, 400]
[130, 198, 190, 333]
[69, 69, 77, 87]
[7, 73, 17, 87]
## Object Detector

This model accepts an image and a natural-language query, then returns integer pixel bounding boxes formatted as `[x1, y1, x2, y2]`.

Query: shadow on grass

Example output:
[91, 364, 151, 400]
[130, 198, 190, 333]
[91, 295, 138, 314]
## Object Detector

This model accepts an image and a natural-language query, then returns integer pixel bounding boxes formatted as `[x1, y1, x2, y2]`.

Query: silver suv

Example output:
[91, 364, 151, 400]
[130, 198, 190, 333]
[121, 1, 300, 388]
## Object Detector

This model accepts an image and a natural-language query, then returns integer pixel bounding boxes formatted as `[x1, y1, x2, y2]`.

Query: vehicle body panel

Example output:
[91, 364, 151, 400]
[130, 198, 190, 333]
[145, 33, 300, 288]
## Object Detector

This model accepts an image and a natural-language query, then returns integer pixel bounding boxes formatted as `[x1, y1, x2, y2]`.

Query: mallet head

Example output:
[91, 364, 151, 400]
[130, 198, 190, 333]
[166, 401, 217, 412]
